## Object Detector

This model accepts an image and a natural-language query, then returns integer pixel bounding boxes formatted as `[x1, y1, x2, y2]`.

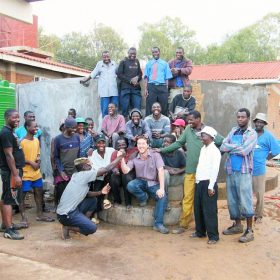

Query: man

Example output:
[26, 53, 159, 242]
[110, 138, 137, 209]
[15, 111, 42, 141]
[157, 110, 223, 233]
[68, 108, 77, 119]
[144, 47, 172, 116]
[125, 108, 151, 147]
[80, 51, 118, 117]
[21, 120, 54, 223]
[89, 134, 115, 212]
[101, 103, 126, 148]
[120, 136, 169, 234]
[53, 117, 80, 205]
[0, 109, 25, 240]
[57, 152, 125, 240]
[144, 102, 171, 148]
[169, 85, 196, 121]
[252, 113, 280, 223]
[168, 47, 193, 102]
[220, 108, 257, 243]
[192, 126, 221, 245]
[117, 47, 143, 118]
[161, 134, 186, 211]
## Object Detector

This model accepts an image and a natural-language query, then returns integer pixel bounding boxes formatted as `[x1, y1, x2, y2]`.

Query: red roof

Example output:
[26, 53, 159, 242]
[191, 61, 280, 81]
[0, 49, 90, 74]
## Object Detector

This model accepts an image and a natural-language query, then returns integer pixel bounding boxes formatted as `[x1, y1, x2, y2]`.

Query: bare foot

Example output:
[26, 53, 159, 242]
[61, 225, 70, 240]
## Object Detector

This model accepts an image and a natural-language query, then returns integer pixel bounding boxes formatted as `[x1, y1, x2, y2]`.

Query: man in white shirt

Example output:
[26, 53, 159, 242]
[191, 126, 221, 244]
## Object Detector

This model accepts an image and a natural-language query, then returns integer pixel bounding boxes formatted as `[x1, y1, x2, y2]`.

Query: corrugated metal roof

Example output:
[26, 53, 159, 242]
[191, 61, 280, 81]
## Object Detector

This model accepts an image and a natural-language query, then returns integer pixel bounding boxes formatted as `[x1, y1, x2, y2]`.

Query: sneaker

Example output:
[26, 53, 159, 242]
[172, 227, 185, 234]
[0, 223, 25, 232]
[190, 232, 206, 238]
[4, 228, 24, 240]
[139, 200, 147, 207]
[239, 229, 254, 243]
[153, 224, 169, 234]
[207, 239, 218, 245]
[223, 223, 244, 235]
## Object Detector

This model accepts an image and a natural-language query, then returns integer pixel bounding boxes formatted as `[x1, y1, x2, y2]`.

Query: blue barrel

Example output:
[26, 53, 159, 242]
[0, 80, 16, 129]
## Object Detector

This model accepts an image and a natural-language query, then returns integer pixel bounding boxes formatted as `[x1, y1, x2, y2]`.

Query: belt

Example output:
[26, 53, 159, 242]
[149, 83, 166, 86]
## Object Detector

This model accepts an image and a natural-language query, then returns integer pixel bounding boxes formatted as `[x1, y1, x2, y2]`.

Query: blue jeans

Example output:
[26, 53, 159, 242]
[226, 172, 254, 220]
[120, 88, 141, 117]
[100, 96, 119, 117]
[57, 197, 97, 235]
[127, 179, 167, 226]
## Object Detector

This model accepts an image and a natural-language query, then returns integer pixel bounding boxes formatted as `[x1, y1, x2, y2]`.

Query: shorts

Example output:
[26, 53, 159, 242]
[22, 178, 43, 192]
[1, 169, 23, 206]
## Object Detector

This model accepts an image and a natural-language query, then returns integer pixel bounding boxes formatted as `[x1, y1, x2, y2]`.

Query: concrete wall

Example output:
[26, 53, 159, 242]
[17, 78, 100, 181]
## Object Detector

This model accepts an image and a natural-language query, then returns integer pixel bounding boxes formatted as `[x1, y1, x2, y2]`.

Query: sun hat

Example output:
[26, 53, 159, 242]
[253, 113, 268, 125]
[201, 126, 217, 139]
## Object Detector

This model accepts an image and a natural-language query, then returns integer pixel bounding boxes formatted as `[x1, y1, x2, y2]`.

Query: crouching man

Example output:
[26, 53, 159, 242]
[120, 136, 169, 234]
[56, 152, 124, 239]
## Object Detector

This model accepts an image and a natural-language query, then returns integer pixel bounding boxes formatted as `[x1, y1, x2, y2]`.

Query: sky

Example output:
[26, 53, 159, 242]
[32, 0, 280, 47]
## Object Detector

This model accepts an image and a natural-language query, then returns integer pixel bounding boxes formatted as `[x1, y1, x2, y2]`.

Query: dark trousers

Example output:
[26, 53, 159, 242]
[55, 181, 69, 206]
[110, 170, 135, 206]
[146, 84, 169, 116]
[194, 180, 219, 241]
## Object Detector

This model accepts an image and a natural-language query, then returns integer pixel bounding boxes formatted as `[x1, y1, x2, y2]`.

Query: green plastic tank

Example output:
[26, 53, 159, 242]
[0, 80, 16, 129]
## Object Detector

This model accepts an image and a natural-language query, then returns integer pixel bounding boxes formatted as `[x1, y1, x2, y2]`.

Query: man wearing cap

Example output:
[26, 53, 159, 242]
[144, 47, 173, 116]
[252, 113, 280, 223]
[57, 153, 124, 240]
[191, 126, 221, 244]
[53, 117, 80, 205]
[169, 85, 196, 122]
[101, 103, 126, 149]
[125, 108, 151, 147]
[89, 134, 115, 212]
[220, 108, 257, 243]
[145, 102, 171, 148]
[172, 119, 186, 140]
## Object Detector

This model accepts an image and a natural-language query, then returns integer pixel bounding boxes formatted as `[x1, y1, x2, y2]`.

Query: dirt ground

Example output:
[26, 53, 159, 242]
[1, 169, 280, 280]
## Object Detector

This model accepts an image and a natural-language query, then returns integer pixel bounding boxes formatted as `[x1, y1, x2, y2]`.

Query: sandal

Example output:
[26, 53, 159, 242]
[207, 240, 218, 245]
[103, 199, 112, 210]
[36, 216, 55, 222]
[17, 221, 29, 229]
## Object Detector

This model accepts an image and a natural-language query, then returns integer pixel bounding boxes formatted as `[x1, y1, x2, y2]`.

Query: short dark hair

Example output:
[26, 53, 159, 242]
[136, 135, 149, 144]
[128, 47, 136, 52]
[24, 110, 33, 117]
[164, 134, 176, 143]
[184, 84, 192, 91]
[24, 119, 35, 129]
[237, 108, 250, 118]
[176, 47, 185, 53]
[85, 117, 93, 123]
[189, 110, 201, 119]
[117, 137, 128, 147]
[102, 50, 110, 56]
[4, 109, 17, 120]
[69, 108, 76, 114]
[152, 46, 160, 52]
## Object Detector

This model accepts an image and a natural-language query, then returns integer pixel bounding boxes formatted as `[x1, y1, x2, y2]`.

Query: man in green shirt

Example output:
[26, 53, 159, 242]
[156, 110, 223, 233]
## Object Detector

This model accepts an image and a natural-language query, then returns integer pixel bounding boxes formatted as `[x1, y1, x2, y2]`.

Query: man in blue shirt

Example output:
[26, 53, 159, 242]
[252, 113, 280, 223]
[15, 111, 42, 141]
[144, 47, 172, 116]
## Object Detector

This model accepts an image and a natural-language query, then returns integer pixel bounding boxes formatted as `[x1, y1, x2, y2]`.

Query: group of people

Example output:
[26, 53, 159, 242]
[0, 46, 279, 244]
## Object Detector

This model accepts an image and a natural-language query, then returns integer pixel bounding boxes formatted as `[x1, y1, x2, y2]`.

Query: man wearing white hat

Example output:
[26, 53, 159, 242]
[191, 126, 221, 244]
[253, 113, 280, 223]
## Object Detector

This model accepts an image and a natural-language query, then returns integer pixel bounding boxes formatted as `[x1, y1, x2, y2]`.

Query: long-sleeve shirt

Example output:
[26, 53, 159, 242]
[144, 114, 170, 136]
[101, 114, 126, 136]
[168, 58, 193, 88]
[220, 126, 257, 174]
[90, 60, 118, 97]
[160, 125, 224, 174]
[125, 120, 151, 141]
[196, 142, 221, 190]
[169, 95, 196, 114]
[117, 57, 142, 90]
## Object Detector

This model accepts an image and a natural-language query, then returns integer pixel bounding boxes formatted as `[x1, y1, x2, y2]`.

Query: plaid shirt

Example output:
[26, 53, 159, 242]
[220, 126, 257, 174]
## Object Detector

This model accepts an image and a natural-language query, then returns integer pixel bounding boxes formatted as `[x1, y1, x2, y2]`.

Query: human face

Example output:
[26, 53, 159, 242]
[254, 119, 266, 132]
[163, 137, 173, 148]
[128, 49, 136, 60]
[8, 111, 20, 129]
[68, 110, 76, 119]
[182, 88, 192, 99]
[26, 112, 35, 121]
[77, 123, 84, 134]
[176, 49, 184, 60]
[152, 103, 161, 116]
[237, 111, 249, 128]
[102, 53, 110, 64]
[96, 140, 106, 153]
[108, 104, 116, 115]
[65, 126, 76, 136]
[152, 48, 160, 60]
[117, 139, 127, 151]
[187, 114, 200, 129]
[137, 138, 149, 154]
[201, 132, 212, 146]
[86, 120, 94, 131]
[131, 112, 141, 125]
[27, 121, 38, 136]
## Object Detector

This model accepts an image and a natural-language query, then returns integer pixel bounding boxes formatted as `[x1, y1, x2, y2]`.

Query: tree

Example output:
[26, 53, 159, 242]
[38, 27, 61, 55]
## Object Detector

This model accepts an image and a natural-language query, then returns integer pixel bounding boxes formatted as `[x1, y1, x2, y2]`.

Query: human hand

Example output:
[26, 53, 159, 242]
[87, 148, 94, 157]
[117, 149, 126, 157]
[60, 171, 69, 181]
[156, 188, 165, 198]
[152, 148, 161, 153]
[130, 76, 138, 85]
[145, 89, 149, 98]
[101, 183, 111, 195]
[208, 189, 215, 197]
[13, 175, 22, 188]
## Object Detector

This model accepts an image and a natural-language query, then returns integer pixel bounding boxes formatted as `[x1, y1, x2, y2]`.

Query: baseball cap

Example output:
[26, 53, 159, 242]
[172, 119, 186, 127]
